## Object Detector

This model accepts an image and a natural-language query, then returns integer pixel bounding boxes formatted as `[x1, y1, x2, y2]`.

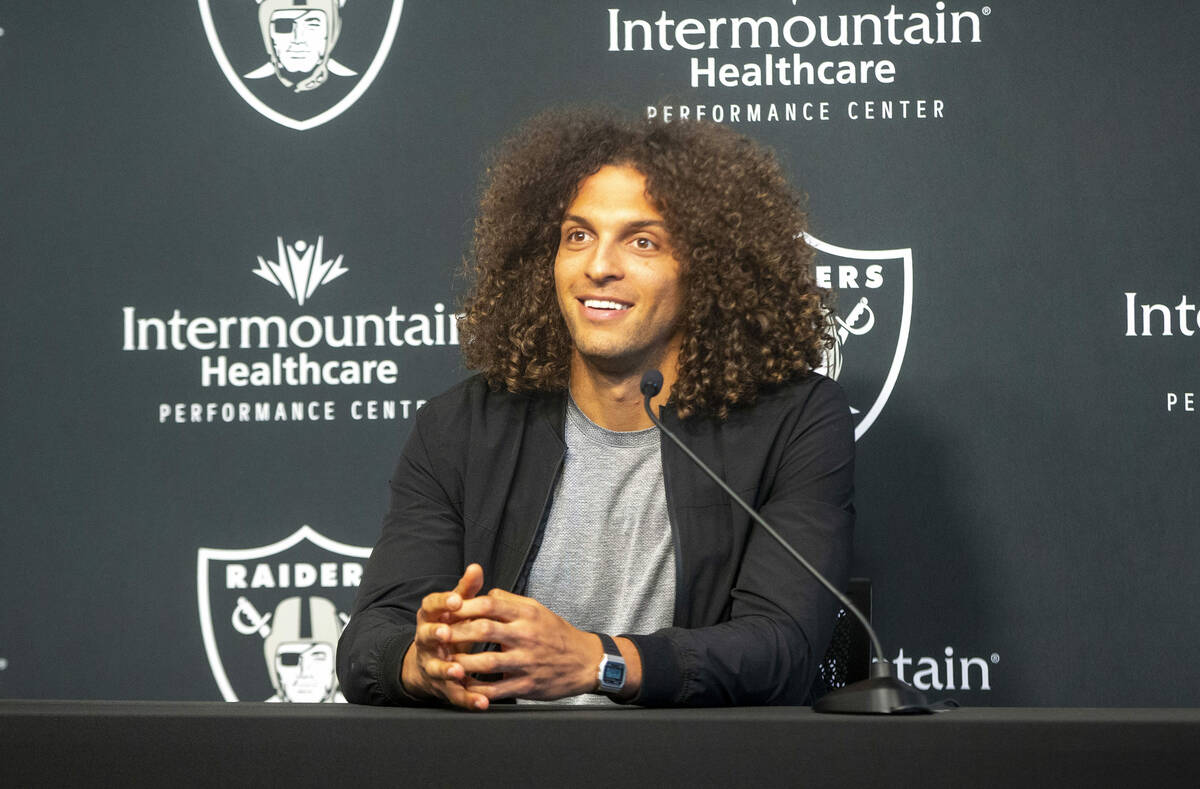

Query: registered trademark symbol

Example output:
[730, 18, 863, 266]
[982, 6, 991, 15]
[990, 653, 1000, 663]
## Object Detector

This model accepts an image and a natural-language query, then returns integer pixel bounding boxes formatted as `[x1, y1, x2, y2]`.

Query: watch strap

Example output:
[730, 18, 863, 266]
[595, 632, 621, 658]
[590, 632, 626, 695]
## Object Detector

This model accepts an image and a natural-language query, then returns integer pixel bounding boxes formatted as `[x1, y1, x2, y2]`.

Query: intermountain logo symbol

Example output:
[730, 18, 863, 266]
[197, 525, 372, 702]
[253, 236, 348, 306]
[198, 0, 404, 130]
[804, 233, 913, 441]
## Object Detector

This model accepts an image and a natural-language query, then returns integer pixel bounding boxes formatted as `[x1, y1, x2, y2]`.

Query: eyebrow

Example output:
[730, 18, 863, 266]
[561, 214, 667, 232]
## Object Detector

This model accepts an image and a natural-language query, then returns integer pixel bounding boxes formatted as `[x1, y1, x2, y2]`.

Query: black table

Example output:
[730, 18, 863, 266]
[3, 701, 1198, 787]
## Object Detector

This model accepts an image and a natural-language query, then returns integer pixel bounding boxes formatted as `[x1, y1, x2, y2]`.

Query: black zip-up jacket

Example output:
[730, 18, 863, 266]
[337, 373, 854, 706]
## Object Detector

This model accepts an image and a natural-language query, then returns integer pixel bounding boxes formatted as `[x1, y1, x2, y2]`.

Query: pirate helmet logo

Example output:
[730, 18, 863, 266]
[198, 1, 404, 130]
[245, 0, 352, 93]
[265, 597, 342, 702]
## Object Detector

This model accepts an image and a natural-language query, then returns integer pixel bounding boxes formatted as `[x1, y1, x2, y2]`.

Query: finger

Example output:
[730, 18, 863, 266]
[415, 606, 433, 628]
[420, 655, 466, 683]
[453, 563, 485, 600]
[420, 590, 465, 618]
[442, 683, 491, 711]
[452, 594, 524, 623]
[451, 648, 525, 675]
[420, 627, 480, 658]
[445, 618, 517, 647]
[463, 675, 528, 702]
[485, 587, 525, 602]
[420, 566, 484, 619]
[414, 622, 455, 648]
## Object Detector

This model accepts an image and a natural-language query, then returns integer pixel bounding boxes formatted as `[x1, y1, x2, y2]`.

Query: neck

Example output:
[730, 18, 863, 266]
[568, 355, 677, 432]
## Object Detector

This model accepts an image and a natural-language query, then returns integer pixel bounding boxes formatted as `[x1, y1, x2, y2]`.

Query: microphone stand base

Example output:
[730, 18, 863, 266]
[813, 675, 933, 715]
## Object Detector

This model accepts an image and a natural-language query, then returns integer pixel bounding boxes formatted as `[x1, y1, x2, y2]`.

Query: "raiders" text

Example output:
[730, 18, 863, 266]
[225, 562, 363, 589]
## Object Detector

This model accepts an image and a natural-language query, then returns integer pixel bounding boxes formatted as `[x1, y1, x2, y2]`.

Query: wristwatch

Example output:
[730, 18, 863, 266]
[593, 633, 626, 696]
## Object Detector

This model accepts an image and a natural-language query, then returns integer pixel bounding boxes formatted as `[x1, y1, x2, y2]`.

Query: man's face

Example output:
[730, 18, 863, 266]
[269, 9, 328, 74]
[554, 165, 684, 376]
[273, 641, 335, 702]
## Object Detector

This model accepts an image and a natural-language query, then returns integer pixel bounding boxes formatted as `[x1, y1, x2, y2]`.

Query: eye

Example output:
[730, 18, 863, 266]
[632, 236, 657, 251]
[563, 228, 590, 245]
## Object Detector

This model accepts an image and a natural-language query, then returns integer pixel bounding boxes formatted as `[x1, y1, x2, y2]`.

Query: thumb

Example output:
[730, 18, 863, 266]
[453, 563, 485, 600]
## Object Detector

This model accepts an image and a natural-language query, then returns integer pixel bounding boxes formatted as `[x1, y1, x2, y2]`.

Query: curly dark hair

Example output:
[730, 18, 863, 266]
[459, 108, 833, 420]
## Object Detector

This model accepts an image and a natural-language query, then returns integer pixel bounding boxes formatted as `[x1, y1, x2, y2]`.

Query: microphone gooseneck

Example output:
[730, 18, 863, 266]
[640, 369, 933, 714]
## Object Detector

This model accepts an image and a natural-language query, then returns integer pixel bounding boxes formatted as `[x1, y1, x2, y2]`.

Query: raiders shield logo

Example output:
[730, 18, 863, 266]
[197, 525, 372, 701]
[198, 1, 404, 130]
[804, 233, 913, 440]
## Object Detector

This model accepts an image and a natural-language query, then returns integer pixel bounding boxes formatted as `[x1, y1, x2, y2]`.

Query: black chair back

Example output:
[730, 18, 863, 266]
[811, 577, 872, 698]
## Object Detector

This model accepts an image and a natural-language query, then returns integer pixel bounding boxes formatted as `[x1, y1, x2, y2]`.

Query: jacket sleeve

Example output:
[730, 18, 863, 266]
[624, 378, 855, 706]
[336, 407, 467, 706]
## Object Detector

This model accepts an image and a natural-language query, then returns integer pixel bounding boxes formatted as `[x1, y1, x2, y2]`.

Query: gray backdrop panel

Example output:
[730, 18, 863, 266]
[1, 1, 1196, 706]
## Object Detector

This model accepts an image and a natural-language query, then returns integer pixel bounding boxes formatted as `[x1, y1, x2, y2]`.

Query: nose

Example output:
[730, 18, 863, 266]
[584, 239, 624, 284]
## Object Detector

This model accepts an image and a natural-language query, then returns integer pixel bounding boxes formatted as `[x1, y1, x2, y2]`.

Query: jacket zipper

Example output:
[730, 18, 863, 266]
[510, 453, 565, 596]
[660, 428, 686, 627]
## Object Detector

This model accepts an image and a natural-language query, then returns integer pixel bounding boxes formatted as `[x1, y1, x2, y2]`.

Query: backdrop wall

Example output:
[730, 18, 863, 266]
[2, 1, 1197, 706]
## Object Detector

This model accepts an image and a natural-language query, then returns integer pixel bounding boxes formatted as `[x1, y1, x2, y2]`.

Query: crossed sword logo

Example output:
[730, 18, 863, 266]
[837, 296, 875, 342]
[825, 296, 876, 394]
[231, 596, 350, 639]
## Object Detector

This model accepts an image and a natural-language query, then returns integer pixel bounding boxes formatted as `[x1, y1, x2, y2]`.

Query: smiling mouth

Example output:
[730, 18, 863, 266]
[581, 298, 631, 311]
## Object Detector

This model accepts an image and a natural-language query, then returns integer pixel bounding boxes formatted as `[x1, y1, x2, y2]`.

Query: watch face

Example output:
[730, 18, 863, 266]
[601, 659, 625, 686]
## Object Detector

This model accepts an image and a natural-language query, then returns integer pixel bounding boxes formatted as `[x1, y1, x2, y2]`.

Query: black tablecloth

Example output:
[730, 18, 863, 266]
[3, 701, 1198, 787]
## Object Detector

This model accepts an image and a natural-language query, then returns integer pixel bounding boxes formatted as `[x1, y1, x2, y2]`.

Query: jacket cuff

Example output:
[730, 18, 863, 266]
[378, 632, 426, 706]
[620, 632, 684, 706]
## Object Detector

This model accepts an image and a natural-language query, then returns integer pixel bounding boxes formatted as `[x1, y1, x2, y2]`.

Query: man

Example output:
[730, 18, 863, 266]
[337, 110, 854, 709]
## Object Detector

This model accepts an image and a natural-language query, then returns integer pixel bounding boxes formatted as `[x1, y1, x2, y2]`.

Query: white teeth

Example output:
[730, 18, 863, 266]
[584, 299, 631, 311]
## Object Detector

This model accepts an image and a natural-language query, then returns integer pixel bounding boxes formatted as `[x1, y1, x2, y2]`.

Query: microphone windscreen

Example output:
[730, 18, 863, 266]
[640, 369, 664, 397]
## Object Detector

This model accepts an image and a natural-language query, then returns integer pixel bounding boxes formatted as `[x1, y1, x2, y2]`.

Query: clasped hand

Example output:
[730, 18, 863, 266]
[400, 563, 602, 710]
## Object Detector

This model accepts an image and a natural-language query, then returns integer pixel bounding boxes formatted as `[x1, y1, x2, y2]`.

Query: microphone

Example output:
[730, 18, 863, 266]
[639, 370, 932, 714]
[640, 369, 664, 398]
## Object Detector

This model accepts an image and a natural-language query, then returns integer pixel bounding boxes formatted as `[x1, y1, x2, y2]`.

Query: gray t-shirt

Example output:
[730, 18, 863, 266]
[521, 398, 677, 705]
